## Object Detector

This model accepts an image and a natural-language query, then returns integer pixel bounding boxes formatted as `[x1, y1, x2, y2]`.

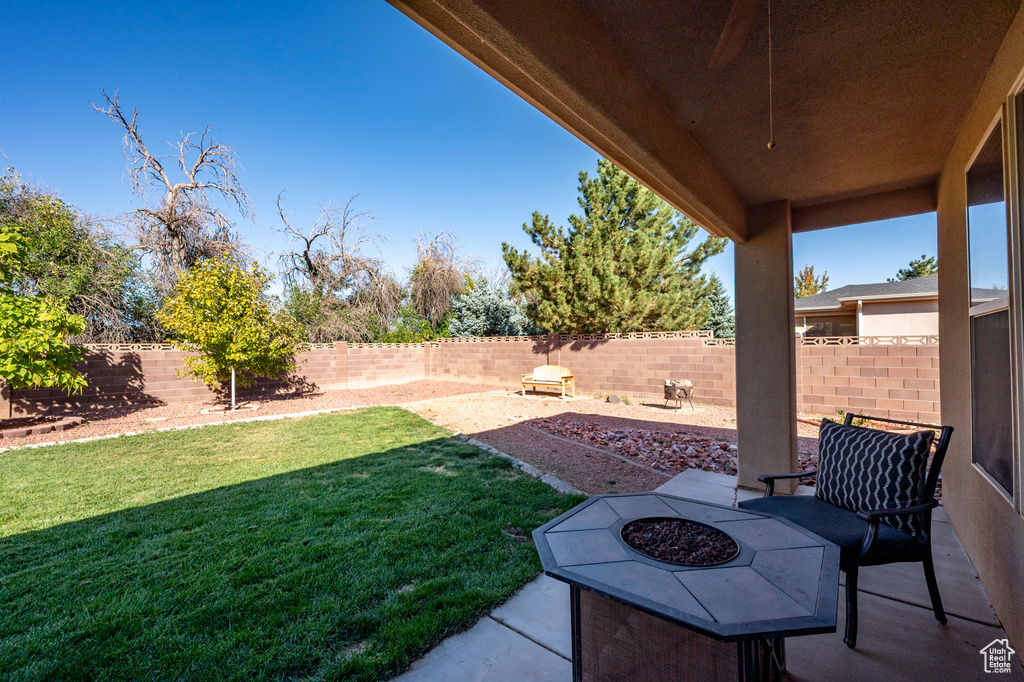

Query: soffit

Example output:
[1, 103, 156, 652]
[575, 0, 1020, 207]
[388, 0, 1021, 234]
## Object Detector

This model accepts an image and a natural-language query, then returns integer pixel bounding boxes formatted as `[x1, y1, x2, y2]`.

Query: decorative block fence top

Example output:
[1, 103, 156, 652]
[81, 333, 937, 353]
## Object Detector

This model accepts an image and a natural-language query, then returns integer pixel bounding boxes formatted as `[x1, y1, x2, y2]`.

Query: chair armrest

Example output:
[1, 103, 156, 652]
[757, 470, 816, 497]
[855, 499, 938, 522]
[758, 470, 816, 483]
[855, 499, 938, 558]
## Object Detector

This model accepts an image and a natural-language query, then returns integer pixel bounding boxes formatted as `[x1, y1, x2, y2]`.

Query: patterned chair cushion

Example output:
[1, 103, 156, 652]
[816, 419, 934, 541]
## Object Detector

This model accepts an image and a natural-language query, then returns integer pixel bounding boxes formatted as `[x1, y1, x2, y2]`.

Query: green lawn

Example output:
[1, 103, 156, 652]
[0, 407, 584, 681]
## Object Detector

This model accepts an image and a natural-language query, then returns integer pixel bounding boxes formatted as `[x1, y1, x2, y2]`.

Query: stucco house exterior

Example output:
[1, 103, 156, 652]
[796, 274, 939, 337]
[388, 0, 1024, 655]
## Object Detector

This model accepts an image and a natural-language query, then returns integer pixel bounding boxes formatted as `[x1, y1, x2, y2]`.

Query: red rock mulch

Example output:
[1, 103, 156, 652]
[526, 417, 820, 486]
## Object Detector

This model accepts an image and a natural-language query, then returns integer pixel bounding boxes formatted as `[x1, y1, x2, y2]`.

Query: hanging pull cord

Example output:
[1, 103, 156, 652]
[767, 0, 776, 150]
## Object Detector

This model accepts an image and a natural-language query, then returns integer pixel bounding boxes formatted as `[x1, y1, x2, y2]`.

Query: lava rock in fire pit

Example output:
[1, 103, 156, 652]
[621, 517, 739, 566]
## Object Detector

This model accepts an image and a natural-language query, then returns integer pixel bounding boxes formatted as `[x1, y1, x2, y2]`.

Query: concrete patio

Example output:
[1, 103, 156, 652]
[394, 469, 1022, 681]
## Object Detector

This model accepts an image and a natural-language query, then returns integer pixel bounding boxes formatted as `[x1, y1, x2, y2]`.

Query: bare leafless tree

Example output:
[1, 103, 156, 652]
[483, 262, 513, 293]
[93, 90, 252, 290]
[275, 193, 400, 342]
[353, 269, 403, 332]
[276, 193, 381, 293]
[409, 232, 476, 331]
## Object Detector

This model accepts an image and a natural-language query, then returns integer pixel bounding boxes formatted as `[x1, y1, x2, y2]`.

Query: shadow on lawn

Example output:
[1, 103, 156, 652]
[0, 437, 576, 682]
[10, 350, 165, 422]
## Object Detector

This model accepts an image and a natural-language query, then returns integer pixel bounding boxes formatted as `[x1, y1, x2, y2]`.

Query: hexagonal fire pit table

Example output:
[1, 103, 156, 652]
[533, 493, 840, 682]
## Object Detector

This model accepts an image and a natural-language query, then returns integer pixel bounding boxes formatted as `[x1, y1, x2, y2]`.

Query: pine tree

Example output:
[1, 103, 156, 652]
[794, 264, 829, 298]
[889, 254, 937, 281]
[502, 159, 727, 333]
[701, 274, 735, 338]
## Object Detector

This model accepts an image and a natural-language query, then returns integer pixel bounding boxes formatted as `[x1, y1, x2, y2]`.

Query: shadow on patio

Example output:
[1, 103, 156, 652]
[464, 410, 819, 495]
[397, 468, 1022, 681]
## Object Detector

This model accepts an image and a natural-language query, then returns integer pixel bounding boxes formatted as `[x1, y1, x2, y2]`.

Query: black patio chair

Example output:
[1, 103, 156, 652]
[738, 413, 954, 648]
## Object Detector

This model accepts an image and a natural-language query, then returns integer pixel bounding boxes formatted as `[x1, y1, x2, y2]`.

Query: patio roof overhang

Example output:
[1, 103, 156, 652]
[386, 0, 1021, 241]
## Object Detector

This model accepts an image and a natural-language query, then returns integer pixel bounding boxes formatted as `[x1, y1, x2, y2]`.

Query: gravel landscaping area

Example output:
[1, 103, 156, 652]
[5, 382, 830, 496]
[412, 389, 823, 494]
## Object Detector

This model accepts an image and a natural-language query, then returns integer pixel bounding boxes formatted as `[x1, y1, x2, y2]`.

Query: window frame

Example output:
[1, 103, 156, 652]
[1010, 79, 1024, 515]
[966, 106, 1018, 505]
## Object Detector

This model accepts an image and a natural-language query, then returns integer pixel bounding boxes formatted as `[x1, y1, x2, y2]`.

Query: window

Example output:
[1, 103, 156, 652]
[967, 117, 1015, 499]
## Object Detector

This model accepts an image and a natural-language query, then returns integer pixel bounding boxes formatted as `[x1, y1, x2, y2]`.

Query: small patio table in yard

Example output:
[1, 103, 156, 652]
[533, 493, 840, 682]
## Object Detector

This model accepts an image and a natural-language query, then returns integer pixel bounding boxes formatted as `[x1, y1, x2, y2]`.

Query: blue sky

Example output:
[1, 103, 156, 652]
[1, 0, 937, 302]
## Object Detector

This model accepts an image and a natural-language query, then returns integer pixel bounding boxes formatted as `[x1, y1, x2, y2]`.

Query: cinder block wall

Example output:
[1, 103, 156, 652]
[797, 344, 940, 422]
[5, 345, 356, 415]
[347, 344, 426, 388]
[551, 335, 735, 406]
[430, 336, 550, 386]
[1, 335, 940, 423]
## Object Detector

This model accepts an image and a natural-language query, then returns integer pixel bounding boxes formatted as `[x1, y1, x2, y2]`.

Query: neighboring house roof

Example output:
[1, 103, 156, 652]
[796, 275, 938, 312]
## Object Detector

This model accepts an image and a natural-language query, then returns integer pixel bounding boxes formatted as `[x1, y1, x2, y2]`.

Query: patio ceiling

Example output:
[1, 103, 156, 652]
[386, 0, 1021, 241]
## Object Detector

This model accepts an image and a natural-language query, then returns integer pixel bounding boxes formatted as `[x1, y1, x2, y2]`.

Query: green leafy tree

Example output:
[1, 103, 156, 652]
[379, 302, 443, 342]
[700, 274, 735, 338]
[794, 264, 829, 298]
[0, 223, 88, 418]
[889, 254, 938, 282]
[449, 277, 542, 337]
[0, 167, 159, 341]
[157, 256, 304, 409]
[502, 159, 727, 333]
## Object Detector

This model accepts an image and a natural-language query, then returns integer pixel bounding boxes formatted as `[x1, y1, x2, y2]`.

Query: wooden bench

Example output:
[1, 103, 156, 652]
[521, 365, 576, 398]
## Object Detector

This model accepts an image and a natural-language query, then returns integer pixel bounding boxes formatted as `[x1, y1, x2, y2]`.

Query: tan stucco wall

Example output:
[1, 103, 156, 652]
[859, 300, 939, 336]
[937, 2, 1024, 652]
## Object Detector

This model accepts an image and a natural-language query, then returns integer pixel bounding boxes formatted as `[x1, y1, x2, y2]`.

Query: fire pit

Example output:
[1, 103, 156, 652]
[533, 493, 839, 682]
[621, 517, 739, 566]
[664, 379, 694, 410]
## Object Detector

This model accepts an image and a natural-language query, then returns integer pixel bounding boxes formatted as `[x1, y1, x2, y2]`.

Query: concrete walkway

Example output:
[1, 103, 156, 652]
[393, 469, 1021, 681]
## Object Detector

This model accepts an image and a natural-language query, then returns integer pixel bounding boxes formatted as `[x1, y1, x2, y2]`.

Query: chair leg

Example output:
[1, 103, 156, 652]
[922, 554, 947, 624]
[844, 565, 859, 648]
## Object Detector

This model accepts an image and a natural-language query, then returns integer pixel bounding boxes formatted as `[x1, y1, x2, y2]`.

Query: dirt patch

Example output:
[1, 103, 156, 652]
[470, 422, 670, 494]
[0, 381, 497, 449]
[411, 390, 823, 495]
[527, 418, 738, 474]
